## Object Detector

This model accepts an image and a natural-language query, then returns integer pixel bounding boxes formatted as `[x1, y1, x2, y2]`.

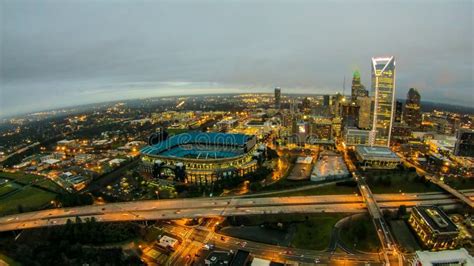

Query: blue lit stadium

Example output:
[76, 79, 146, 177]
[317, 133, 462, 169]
[140, 132, 262, 184]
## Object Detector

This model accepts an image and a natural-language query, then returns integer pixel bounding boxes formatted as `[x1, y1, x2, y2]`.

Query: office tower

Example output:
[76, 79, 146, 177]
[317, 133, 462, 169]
[351, 70, 368, 101]
[404, 88, 422, 129]
[357, 96, 372, 129]
[290, 98, 298, 114]
[302, 97, 311, 110]
[323, 95, 331, 107]
[332, 93, 344, 116]
[341, 102, 359, 128]
[395, 100, 403, 123]
[309, 118, 333, 141]
[274, 87, 281, 109]
[370, 56, 396, 147]
[454, 129, 474, 157]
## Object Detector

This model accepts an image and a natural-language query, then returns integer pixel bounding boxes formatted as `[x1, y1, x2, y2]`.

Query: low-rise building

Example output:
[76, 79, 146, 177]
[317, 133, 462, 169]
[230, 250, 250, 266]
[205, 251, 232, 266]
[157, 235, 179, 250]
[354, 146, 400, 170]
[412, 248, 473, 266]
[408, 206, 460, 250]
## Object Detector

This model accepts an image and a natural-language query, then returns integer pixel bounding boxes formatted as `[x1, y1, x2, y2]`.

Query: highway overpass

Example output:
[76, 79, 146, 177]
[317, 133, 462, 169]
[0, 191, 472, 233]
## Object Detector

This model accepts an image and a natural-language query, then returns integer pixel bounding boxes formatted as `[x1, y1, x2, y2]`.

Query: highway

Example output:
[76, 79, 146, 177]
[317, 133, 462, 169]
[340, 145, 399, 266]
[397, 152, 474, 208]
[160, 222, 383, 265]
[0, 190, 472, 233]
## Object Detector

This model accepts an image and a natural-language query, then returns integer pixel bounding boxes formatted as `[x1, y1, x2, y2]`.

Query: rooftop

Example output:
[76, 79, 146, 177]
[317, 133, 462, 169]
[141, 132, 253, 157]
[413, 206, 459, 233]
[355, 145, 400, 161]
[416, 248, 473, 265]
[205, 251, 232, 266]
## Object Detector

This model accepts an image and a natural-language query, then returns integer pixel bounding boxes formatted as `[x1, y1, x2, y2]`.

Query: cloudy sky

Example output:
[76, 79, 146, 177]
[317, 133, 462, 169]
[1, 0, 472, 117]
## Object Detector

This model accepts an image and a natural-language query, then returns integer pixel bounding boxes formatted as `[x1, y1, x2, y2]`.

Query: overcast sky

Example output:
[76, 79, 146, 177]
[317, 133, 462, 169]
[1, 0, 472, 117]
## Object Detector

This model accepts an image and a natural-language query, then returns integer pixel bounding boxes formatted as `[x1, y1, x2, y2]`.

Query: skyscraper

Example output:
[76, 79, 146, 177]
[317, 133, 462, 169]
[323, 95, 331, 107]
[274, 87, 281, 109]
[370, 56, 396, 147]
[395, 100, 403, 123]
[356, 96, 372, 129]
[404, 88, 422, 129]
[351, 70, 368, 101]
[454, 129, 474, 157]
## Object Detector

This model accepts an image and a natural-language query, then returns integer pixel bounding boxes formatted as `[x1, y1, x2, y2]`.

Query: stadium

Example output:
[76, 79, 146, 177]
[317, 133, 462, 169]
[140, 132, 261, 184]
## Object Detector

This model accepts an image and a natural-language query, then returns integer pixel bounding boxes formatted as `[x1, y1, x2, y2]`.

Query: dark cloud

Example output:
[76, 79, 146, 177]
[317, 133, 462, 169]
[1, 0, 472, 117]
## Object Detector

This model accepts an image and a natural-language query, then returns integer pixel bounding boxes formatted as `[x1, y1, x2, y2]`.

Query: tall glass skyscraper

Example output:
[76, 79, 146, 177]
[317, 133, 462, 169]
[370, 56, 396, 147]
[274, 87, 281, 109]
[351, 70, 368, 101]
[404, 88, 422, 129]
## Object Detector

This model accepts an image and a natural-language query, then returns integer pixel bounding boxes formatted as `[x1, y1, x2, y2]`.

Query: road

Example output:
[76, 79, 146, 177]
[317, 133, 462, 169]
[0, 190, 472, 233]
[397, 152, 474, 208]
[339, 145, 399, 266]
[0, 142, 40, 163]
[160, 222, 383, 266]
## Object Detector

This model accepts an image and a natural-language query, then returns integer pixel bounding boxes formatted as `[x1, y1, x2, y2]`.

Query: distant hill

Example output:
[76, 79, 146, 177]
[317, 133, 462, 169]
[419, 101, 474, 114]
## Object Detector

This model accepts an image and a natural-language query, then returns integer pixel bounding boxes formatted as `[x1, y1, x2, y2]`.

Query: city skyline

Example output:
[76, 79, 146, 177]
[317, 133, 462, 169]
[1, 0, 472, 117]
[0, 1, 473, 265]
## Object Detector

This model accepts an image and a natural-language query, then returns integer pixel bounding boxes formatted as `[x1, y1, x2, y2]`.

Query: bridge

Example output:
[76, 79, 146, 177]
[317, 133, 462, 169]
[0, 191, 472, 233]
[426, 175, 474, 208]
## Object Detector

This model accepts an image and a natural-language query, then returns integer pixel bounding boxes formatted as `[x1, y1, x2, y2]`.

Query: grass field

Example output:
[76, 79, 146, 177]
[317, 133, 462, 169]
[0, 187, 56, 216]
[339, 214, 380, 252]
[35, 179, 64, 193]
[167, 128, 190, 136]
[443, 176, 474, 190]
[0, 171, 39, 184]
[291, 214, 345, 250]
[0, 171, 65, 194]
[0, 182, 20, 197]
[223, 213, 347, 250]
[362, 170, 442, 194]
[389, 220, 421, 253]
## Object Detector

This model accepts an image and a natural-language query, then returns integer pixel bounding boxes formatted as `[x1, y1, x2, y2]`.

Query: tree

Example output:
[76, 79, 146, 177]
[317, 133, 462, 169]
[249, 182, 262, 192]
[397, 205, 407, 218]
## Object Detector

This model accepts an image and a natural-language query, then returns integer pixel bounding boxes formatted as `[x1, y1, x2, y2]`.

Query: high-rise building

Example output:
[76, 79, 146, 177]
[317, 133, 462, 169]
[370, 56, 396, 147]
[302, 97, 311, 110]
[404, 88, 422, 129]
[351, 70, 368, 101]
[323, 95, 331, 107]
[454, 128, 474, 157]
[356, 96, 372, 129]
[341, 102, 359, 128]
[331, 93, 345, 116]
[274, 87, 281, 109]
[394, 100, 403, 123]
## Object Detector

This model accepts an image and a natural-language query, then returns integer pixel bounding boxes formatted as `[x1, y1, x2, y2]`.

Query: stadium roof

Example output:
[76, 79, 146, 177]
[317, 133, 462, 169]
[141, 132, 252, 156]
